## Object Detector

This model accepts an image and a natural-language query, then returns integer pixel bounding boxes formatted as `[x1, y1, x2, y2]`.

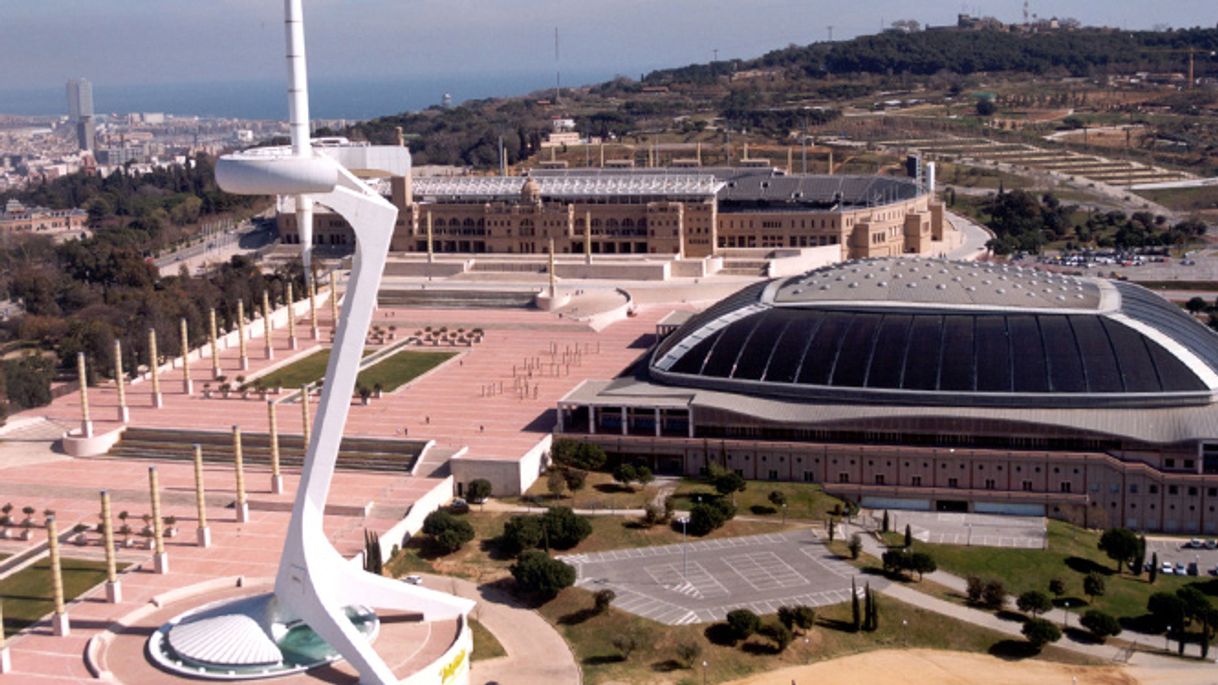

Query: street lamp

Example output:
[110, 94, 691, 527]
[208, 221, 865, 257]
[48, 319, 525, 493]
[702, 660, 708, 685]
[679, 515, 690, 579]
[782, 502, 788, 526]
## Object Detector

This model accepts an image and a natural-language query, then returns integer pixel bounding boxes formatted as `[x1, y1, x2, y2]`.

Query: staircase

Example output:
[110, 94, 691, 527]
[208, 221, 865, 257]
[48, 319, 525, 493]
[378, 288, 537, 308]
[107, 427, 423, 473]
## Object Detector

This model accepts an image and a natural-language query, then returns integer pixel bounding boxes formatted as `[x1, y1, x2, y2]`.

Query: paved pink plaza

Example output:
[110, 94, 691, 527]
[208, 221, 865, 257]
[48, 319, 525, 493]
[0, 301, 678, 683]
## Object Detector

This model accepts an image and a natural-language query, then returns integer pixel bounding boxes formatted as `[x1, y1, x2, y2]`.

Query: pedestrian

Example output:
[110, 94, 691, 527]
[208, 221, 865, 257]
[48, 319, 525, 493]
[425, 416, 430, 424]
[479, 425, 484, 432]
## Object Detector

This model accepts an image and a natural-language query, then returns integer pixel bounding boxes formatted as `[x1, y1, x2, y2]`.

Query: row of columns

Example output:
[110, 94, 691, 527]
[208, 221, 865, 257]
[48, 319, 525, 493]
[74, 276, 339, 433]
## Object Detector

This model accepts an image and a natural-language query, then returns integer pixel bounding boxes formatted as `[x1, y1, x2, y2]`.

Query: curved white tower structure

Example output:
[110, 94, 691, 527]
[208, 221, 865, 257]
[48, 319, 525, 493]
[203, 2, 473, 683]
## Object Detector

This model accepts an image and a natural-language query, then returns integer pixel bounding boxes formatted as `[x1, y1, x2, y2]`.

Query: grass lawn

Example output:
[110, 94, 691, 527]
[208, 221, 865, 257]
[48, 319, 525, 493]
[1, 557, 117, 637]
[385, 511, 793, 585]
[536, 586, 1099, 685]
[504, 471, 658, 511]
[1135, 185, 1218, 214]
[469, 618, 505, 661]
[918, 520, 1196, 622]
[671, 479, 844, 521]
[248, 348, 454, 392]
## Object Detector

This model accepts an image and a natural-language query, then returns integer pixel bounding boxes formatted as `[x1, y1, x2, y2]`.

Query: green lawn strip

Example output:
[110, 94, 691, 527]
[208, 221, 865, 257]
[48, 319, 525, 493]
[671, 479, 844, 521]
[1135, 186, 1218, 214]
[247, 348, 453, 392]
[386, 511, 793, 584]
[504, 471, 657, 511]
[0, 557, 117, 637]
[536, 586, 1100, 685]
[469, 618, 506, 661]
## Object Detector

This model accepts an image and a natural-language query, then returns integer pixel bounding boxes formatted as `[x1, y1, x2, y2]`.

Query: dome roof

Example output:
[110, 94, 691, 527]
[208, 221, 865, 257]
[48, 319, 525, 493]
[650, 258, 1218, 409]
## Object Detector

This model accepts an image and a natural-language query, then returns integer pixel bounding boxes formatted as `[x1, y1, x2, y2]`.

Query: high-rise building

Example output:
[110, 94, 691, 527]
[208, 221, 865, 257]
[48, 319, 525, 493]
[66, 78, 93, 122]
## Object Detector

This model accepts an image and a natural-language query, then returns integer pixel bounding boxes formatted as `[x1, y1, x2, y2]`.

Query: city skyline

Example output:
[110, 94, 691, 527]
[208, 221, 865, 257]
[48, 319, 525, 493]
[3, 0, 1218, 93]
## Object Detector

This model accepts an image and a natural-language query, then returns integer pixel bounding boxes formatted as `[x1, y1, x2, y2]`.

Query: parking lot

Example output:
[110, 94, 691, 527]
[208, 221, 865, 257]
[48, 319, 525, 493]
[1146, 537, 1218, 577]
[872, 511, 1047, 549]
[559, 530, 871, 625]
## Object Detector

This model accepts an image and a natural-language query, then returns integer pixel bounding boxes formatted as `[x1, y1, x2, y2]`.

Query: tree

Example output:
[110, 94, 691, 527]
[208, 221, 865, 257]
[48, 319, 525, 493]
[711, 467, 746, 503]
[635, 466, 654, 489]
[510, 550, 575, 598]
[466, 479, 492, 503]
[502, 515, 544, 554]
[546, 469, 567, 499]
[976, 98, 997, 116]
[612, 463, 638, 491]
[675, 641, 702, 668]
[881, 509, 890, 533]
[563, 469, 587, 493]
[726, 609, 761, 641]
[1022, 617, 1062, 650]
[611, 631, 641, 661]
[594, 588, 616, 613]
[1080, 610, 1122, 642]
[966, 576, 985, 605]
[760, 621, 794, 652]
[1148, 592, 1187, 633]
[851, 578, 862, 631]
[688, 502, 727, 536]
[1048, 577, 1066, 599]
[421, 510, 474, 554]
[362, 529, 383, 575]
[982, 579, 1007, 610]
[1187, 296, 1208, 314]
[847, 533, 863, 560]
[768, 491, 788, 509]
[909, 552, 937, 581]
[1132, 535, 1146, 577]
[1083, 572, 1106, 604]
[550, 439, 606, 471]
[1098, 528, 1139, 573]
[540, 506, 592, 549]
[904, 523, 912, 548]
[1149, 551, 1159, 584]
[1017, 590, 1053, 617]
[882, 549, 909, 575]
[827, 516, 836, 542]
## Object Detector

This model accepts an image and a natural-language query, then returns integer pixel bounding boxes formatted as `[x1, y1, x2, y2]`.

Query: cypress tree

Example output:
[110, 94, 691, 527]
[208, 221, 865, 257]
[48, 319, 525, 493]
[851, 577, 861, 632]
[882, 510, 890, 533]
[904, 523, 913, 548]
[871, 589, 880, 631]
[1149, 551, 1158, 584]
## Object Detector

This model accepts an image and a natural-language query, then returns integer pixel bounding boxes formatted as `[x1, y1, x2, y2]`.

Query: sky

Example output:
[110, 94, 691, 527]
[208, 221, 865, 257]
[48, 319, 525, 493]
[2, 0, 1218, 91]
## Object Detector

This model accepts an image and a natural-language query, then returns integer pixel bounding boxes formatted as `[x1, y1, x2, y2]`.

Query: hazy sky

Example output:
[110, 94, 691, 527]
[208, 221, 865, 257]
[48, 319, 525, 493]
[3, 1, 1218, 90]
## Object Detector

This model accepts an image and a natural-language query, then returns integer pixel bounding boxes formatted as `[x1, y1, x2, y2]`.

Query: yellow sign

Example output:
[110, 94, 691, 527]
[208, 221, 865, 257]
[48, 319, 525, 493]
[439, 647, 467, 684]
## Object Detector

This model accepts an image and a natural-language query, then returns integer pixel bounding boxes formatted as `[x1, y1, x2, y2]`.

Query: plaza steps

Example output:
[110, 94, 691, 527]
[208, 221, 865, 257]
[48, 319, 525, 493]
[107, 427, 421, 473]
[719, 259, 769, 276]
[378, 288, 537, 309]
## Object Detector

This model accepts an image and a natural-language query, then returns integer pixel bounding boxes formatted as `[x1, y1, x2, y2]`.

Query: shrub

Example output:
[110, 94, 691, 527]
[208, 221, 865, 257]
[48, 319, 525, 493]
[643, 502, 665, 527]
[709, 496, 736, 520]
[908, 551, 936, 581]
[612, 463, 637, 490]
[540, 506, 592, 549]
[502, 515, 545, 554]
[611, 630, 642, 660]
[982, 579, 1007, 610]
[675, 641, 702, 668]
[726, 609, 760, 641]
[421, 509, 474, 554]
[847, 534, 863, 560]
[1080, 610, 1122, 642]
[778, 605, 816, 632]
[546, 469, 567, 498]
[1048, 577, 1065, 598]
[966, 576, 985, 604]
[1021, 617, 1062, 649]
[562, 468, 587, 492]
[594, 588, 616, 613]
[768, 491, 787, 508]
[510, 550, 575, 598]
[688, 502, 726, 536]
[466, 479, 492, 503]
[1083, 572, 1106, 603]
[759, 621, 794, 652]
[550, 439, 606, 471]
[1016, 590, 1053, 617]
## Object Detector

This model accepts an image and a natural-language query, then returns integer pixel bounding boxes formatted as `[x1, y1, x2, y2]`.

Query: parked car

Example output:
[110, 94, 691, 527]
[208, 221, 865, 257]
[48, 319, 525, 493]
[1188, 561, 1200, 576]
[403, 575, 423, 585]
[1205, 539, 1217, 550]
[1162, 561, 1176, 575]
[1210, 565, 1218, 576]
[1186, 538, 1204, 549]
[449, 498, 469, 513]
[1176, 562, 1188, 574]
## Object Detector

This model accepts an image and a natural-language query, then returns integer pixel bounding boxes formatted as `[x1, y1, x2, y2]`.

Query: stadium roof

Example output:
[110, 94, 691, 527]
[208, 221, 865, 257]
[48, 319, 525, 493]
[412, 174, 724, 200]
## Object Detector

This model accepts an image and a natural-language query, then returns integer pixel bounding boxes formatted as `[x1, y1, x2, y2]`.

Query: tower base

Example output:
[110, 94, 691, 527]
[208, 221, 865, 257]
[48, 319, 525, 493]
[105, 579, 122, 603]
[116, 406, 130, 423]
[197, 526, 212, 548]
[0, 645, 11, 674]
[152, 393, 164, 409]
[51, 612, 70, 637]
[236, 502, 250, 523]
[271, 474, 285, 495]
[154, 551, 170, 574]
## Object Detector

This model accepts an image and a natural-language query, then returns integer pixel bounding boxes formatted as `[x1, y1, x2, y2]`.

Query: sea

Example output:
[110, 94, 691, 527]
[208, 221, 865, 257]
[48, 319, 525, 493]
[0, 69, 632, 122]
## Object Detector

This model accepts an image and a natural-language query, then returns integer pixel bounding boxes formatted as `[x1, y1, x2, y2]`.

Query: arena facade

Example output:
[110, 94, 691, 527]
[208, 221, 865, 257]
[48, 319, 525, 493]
[276, 165, 948, 261]
[557, 258, 1218, 534]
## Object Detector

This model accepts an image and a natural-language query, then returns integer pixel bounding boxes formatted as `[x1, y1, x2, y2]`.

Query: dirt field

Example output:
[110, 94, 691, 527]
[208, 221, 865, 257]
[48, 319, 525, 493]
[724, 649, 1135, 685]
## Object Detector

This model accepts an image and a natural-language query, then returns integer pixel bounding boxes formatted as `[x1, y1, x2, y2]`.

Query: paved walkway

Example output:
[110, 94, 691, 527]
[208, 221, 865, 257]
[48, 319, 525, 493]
[420, 573, 579, 685]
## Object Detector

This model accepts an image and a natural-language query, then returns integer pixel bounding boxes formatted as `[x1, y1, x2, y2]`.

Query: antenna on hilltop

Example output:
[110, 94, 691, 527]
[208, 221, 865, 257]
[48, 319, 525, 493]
[554, 27, 561, 105]
[827, 25, 834, 42]
[1023, 0, 1030, 24]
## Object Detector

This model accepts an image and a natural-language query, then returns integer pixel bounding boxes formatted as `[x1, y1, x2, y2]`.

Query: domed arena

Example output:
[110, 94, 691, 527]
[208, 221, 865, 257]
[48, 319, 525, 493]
[557, 257, 1218, 533]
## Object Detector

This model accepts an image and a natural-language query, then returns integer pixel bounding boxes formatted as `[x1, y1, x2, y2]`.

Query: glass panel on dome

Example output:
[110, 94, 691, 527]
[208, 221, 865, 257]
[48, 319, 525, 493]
[1148, 339, 1208, 392]
[797, 312, 852, 385]
[1070, 315, 1122, 392]
[1101, 317, 1161, 392]
[866, 315, 913, 389]
[1039, 315, 1086, 392]
[831, 313, 883, 387]
[939, 315, 976, 391]
[974, 316, 1011, 392]
[702, 314, 762, 378]
[668, 327, 723, 375]
[733, 310, 796, 380]
[1009, 315, 1049, 392]
[901, 315, 943, 390]
[763, 313, 823, 383]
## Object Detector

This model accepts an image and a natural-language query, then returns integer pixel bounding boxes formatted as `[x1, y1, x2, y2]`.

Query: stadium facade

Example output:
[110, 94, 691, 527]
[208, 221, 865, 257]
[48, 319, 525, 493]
[276, 166, 949, 260]
[556, 258, 1218, 534]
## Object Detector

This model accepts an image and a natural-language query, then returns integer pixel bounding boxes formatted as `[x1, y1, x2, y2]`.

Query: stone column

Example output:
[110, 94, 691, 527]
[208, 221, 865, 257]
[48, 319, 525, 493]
[262, 291, 275, 360]
[114, 339, 129, 423]
[232, 426, 249, 523]
[193, 444, 211, 548]
[308, 276, 319, 340]
[547, 238, 557, 299]
[426, 211, 434, 263]
[209, 308, 222, 379]
[100, 490, 121, 602]
[148, 466, 168, 574]
[47, 516, 69, 636]
[148, 328, 163, 408]
[584, 210, 592, 264]
[268, 401, 284, 494]
[286, 282, 299, 350]
[76, 352, 93, 438]
[0, 599, 11, 673]
[180, 318, 193, 395]
[237, 300, 249, 371]
[329, 270, 339, 340]
[300, 385, 312, 446]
